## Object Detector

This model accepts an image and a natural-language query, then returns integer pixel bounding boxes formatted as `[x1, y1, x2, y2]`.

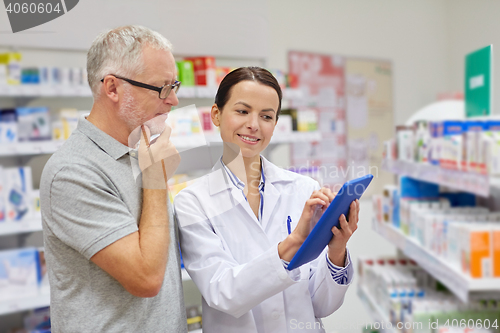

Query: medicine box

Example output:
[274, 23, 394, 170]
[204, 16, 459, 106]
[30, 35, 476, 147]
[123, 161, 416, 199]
[493, 226, 500, 278]
[0, 247, 40, 301]
[176, 60, 195, 87]
[440, 121, 463, 170]
[0, 108, 18, 143]
[461, 224, 492, 278]
[4, 166, 33, 222]
[184, 56, 217, 86]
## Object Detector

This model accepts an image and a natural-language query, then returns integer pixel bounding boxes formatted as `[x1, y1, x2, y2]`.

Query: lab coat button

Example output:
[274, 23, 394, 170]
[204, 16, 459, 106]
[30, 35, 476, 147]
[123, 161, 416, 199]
[278, 271, 287, 280]
[272, 311, 280, 320]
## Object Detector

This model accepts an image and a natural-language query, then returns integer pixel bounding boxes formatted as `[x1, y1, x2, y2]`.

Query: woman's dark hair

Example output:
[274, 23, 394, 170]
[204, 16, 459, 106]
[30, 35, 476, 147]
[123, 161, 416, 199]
[214, 66, 282, 119]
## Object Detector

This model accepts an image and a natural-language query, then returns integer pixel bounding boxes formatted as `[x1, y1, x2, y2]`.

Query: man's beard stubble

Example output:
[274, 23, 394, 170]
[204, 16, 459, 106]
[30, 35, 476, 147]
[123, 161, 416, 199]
[119, 89, 167, 137]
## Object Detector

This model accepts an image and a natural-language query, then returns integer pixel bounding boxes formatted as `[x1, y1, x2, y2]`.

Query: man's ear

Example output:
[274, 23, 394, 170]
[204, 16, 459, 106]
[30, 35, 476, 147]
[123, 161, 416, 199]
[211, 104, 220, 127]
[102, 76, 119, 103]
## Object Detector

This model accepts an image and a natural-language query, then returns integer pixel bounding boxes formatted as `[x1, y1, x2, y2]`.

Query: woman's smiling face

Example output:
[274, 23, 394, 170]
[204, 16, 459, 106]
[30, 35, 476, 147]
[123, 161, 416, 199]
[212, 80, 280, 159]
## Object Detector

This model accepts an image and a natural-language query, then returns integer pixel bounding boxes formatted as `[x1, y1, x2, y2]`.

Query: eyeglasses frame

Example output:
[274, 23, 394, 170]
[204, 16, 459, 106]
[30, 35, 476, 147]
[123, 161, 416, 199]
[100, 74, 181, 99]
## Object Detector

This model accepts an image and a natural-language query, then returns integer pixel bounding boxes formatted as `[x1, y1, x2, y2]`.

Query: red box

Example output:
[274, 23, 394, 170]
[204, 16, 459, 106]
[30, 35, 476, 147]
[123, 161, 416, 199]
[216, 67, 231, 85]
[184, 56, 217, 86]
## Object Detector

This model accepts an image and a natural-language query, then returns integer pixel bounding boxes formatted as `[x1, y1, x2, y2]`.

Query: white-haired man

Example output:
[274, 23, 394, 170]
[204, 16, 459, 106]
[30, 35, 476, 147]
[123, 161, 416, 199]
[40, 25, 187, 332]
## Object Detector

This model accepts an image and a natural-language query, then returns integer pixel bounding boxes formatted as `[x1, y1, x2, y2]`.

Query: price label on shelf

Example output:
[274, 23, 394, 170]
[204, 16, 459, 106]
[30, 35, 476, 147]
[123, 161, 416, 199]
[75, 85, 92, 97]
[40, 85, 57, 96]
[8, 302, 20, 312]
[6, 85, 21, 95]
[177, 86, 195, 98]
[196, 86, 217, 98]
[58, 86, 73, 96]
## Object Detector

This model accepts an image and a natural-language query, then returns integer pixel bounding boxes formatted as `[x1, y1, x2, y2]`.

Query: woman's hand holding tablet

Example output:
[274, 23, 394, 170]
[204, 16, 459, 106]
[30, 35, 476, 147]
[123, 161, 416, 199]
[287, 174, 373, 270]
[278, 188, 334, 262]
[328, 199, 360, 267]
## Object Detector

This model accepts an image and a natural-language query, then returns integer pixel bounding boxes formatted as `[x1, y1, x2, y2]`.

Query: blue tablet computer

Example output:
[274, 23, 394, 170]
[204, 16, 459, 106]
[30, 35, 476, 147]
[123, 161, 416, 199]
[287, 174, 373, 270]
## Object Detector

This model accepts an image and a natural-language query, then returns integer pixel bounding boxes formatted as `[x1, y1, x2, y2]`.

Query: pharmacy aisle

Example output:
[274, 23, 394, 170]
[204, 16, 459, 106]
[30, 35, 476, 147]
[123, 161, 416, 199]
[367, 112, 500, 333]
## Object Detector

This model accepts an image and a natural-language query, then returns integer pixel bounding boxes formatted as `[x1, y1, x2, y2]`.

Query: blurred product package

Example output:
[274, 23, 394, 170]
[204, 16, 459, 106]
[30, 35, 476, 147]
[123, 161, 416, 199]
[16, 107, 51, 141]
[3, 166, 33, 222]
[184, 56, 217, 86]
[176, 60, 195, 87]
[0, 248, 40, 302]
[0, 52, 22, 85]
[0, 108, 18, 143]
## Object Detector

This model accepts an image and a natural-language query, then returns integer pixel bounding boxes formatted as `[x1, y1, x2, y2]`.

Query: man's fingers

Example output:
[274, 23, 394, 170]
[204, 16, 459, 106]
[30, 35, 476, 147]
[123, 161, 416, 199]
[155, 124, 172, 145]
[140, 125, 151, 147]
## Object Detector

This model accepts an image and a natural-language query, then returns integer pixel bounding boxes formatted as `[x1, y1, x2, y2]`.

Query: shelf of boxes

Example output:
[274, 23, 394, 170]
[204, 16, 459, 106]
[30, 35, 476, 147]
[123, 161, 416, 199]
[372, 221, 500, 303]
[0, 292, 50, 317]
[0, 218, 42, 236]
[382, 159, 490, 197]
[0, 140, 66, 156]
[0, 85, 93, 97]
[357, 285, 395, 333]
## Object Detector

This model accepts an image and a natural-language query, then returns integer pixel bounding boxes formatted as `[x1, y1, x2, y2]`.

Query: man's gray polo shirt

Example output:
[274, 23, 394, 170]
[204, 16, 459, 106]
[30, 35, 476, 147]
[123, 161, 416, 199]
[40, 117, 187, 333]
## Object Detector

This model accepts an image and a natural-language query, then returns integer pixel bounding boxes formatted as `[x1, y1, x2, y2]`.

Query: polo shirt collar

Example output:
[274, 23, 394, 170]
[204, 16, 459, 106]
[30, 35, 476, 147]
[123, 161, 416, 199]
[76, 116, 130, 160]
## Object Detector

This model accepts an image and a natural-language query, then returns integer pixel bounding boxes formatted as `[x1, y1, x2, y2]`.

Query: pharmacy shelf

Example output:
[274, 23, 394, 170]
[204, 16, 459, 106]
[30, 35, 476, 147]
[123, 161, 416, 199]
[357, 285, 395, 333]
[373, 222, 500, 303]
[0, 270, 188, 317]
[0, 132, 321, 157]
[0, 140, 66, 156]
[382, 159, 490, 197]
[0, 84, 92, 97]
[0, 292, 50, 317]
[0, 218, 42, 236]
[176, 86, 217, 99]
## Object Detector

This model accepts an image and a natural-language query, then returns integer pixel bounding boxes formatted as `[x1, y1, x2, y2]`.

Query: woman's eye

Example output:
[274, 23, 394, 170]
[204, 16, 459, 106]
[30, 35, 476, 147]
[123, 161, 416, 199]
[236, 110, 248, 114]
[263, 115, 274, 120]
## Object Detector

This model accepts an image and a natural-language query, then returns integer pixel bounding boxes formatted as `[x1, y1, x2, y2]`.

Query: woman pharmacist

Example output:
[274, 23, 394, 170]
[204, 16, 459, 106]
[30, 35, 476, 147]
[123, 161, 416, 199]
[174, 67, 360, 333]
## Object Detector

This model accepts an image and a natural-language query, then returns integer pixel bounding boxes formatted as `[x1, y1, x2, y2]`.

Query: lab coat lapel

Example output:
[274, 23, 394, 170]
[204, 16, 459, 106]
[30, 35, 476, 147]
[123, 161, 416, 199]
[260, 157, 294, 231]
[261, 181, 280, 231]
[209, 159, 266, 233]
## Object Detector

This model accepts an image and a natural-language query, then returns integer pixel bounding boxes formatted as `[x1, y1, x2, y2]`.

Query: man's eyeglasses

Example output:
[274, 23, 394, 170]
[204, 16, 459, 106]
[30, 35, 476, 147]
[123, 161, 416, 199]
[101, 74, 181, 99]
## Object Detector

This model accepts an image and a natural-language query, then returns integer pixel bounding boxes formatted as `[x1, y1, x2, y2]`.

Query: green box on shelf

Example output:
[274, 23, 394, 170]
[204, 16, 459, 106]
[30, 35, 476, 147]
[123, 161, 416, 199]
[176, 60, 195, 87]
[465, 45, 493, 117]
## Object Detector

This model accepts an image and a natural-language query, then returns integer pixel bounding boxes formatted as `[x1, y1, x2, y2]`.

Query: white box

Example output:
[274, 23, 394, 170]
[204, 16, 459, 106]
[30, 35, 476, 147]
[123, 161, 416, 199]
[0, 248, 39, 301]
[4, 167, 33, 222]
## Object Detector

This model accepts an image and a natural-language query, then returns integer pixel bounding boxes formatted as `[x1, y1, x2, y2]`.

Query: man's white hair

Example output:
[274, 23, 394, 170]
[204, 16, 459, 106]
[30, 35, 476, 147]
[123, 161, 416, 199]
[87, 25, 173, 98]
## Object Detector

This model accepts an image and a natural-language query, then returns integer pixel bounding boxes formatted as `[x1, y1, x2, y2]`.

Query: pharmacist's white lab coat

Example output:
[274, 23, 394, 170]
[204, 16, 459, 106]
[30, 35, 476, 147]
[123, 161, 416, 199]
[174, 157, 353, 333]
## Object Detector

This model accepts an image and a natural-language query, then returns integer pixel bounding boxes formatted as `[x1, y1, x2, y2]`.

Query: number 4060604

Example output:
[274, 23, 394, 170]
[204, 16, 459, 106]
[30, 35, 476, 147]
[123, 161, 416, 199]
[442, 319, 498, 330]
[6, 2, 62, 14]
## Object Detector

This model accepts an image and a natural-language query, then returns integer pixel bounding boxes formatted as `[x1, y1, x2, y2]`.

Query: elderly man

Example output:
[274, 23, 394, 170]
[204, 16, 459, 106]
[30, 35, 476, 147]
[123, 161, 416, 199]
[40, 25, 187, 332]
